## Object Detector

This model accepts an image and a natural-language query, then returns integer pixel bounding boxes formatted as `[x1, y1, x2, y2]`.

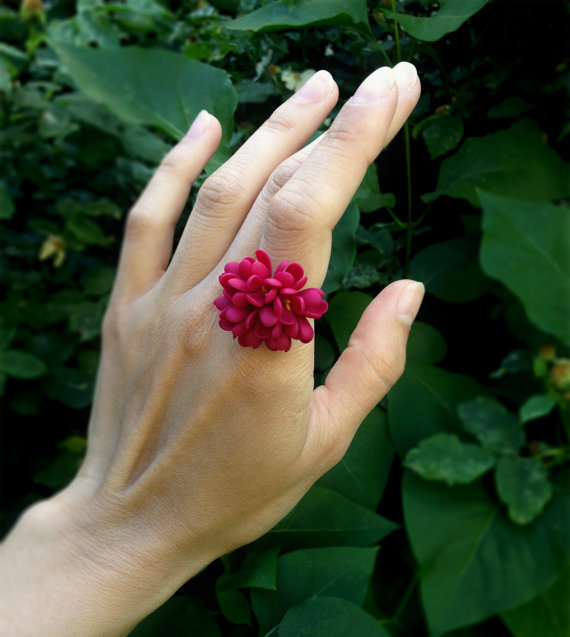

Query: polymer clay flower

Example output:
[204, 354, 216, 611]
[214, 250, 328, 352]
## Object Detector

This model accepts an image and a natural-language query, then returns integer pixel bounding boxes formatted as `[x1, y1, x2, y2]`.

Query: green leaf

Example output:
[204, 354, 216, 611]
[251, 546, 378, 633]
[423, 121, 570, 206]
[317, 407, 394, 509]
[404, 433, 496, 485]
[501, 568, 570, 637]
[278, 597, 392, 637]
[128, 596, 221, 636]
[322, 201, 360, 294]
[0, 350, 47, 379]
[479, 191, 570, 346]
[220, 547, 279, 591]
[0, 182, 15, 220]
[495, 456, 553, 525]
[66, 215, 110, 247]
[458, 396, 525, 454]
[406, 322, 447, 365]
[382, 0, 490, 42]
[487, 96, 533, 119]
[264, 486, 397, 549]
[235, 80, 277, 104]
[215, 587, 250, 625]
[409, 236, 492, 303]
[42, 365, 94, 409]
[420, 115, 464, 159]
[403, 471, 570, 636]
[387, 360, 483, 456]
[34, 436, 87, 491]
[326, 290, 372, 351]
[48, 42, 237, 148]
[342, 263, 381, 289]
[225, 0, 370, 34]
[519, 394, 557, 423]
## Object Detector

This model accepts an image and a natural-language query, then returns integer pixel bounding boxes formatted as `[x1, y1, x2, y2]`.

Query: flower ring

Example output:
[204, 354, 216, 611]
[214, 250, 328, 352]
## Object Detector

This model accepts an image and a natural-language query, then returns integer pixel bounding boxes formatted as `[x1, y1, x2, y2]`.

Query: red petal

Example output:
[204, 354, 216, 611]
[238, 331, 263, 348]
[239, 259, 252, 279]
[290, 295, 305, 314]
[246, 292, 265, 307]
[224, 262, 240, 274]
[286, 262, 304, 280]
[245, 310, 258, 330]
[260, 306, 278, 327]
[293, 275, 308, 290]
[280, 287, 297, 296]
[225, 306, 249, 323]
[275, 271, 294, 287]
[263, 277, 282, 288]
[285, 320, 299, 339]
[297, 316, 314, 343]
[254, 322, 272, 339]
[232, 321, 247, 337]
[275, 260, 290, 273]
[214, 296, 231, 311]
[265, 288, 277, 303]
[279, 309, 296, 326]
[246, 274, 262, 292]
[273, 296, 283, 316]
[271, 322, 283, 338]
[251, 260, 269, 279]
[255, 249, 272, 274]
[231, 292, 249, 308]
[219, 317, 234, 331]
[274, 334, 292, 351]
[228, 277, 247, 292]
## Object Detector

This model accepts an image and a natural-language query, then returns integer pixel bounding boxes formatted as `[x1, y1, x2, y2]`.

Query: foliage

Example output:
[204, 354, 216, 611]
[1, 0, 569, 635]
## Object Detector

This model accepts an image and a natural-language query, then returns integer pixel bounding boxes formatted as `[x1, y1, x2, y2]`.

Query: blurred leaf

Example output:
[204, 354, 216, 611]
[42, 365, 94, 408]
[458, 396, 525, 454]
[68, 300, 105, 341]
[0, 183, 15, 220]
[235, 80, 277, 104]
[251, 546, 378, 633]
[382, 0, 490, 42]
[48, 42, 237, 149]
[406, 322, 447, 365]
[322, 201, 360, 294]
[278, 597, 391, 637]
[326, 290, 372, 351]
[264, 486, 397, 550]
[221, 547, 279, 592]
[479, 191, 570, 346]
[34, 435, 87, 491]
[487, 97, 533, 119]
[66, 215, 110, 247]
[225, 0, 370, 33]
[342, 263, 381, 289]
[423, 121, 570, 206]
[519, 394, 557, 423]
[420, 115, 464, 158]
[409, 236, 492, 302]
[81, 266, 115, 297]
[495, 456, 553, 525]
[0, 350, 47, 379]
[215, 587, 250, 625]
[317, 407, 394, 509]
[387, 360, 483, 456]
[128, 596, 221, 636]
[354, 164, 392, 213]
[404, 433, 495, 485]
[501, 568, 570, 637]
[403, 471, 570, 636]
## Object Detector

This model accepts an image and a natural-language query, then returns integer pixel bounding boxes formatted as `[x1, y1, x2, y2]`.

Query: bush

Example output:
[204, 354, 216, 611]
[1, 0, 569, 635]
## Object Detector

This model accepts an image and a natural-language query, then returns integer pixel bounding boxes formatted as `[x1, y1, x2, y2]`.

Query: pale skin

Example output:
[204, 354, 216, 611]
[0, 62, 423, 636]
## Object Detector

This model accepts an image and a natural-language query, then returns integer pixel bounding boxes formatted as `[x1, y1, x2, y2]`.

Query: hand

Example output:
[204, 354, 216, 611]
[0, 62, 423, 636]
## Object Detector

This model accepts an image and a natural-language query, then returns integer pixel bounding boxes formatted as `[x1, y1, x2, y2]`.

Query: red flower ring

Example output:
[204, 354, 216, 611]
[214, 250, 328, 352]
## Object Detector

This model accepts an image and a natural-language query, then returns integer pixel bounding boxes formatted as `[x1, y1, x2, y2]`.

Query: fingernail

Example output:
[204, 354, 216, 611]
[397, 281, 425, 327]
[394, 61, 418, 91]
[350, 67, 395, 104]
[294, 70, 333, 103]
[185, 110, 211, 139]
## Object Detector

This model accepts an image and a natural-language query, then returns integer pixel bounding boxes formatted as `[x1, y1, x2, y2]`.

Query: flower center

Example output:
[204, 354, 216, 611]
[284, 298, 291, 311]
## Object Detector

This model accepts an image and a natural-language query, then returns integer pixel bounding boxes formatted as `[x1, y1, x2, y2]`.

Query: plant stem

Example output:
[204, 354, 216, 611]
[391, 0, 401, 62]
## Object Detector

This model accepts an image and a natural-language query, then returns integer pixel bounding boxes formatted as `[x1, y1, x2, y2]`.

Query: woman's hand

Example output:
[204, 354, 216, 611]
[0, 63, 423, 636]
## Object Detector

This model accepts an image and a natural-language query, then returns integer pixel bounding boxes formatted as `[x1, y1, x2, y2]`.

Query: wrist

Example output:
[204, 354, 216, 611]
[0, 485, 211, 636]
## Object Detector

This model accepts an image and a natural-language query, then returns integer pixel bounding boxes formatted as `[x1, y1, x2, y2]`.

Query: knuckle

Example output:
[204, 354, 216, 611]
[125, 206, 160, 236]
[270, 158, 302, 191]
[196, 170, 245, 211]
[267, 186, 322, 235]
[263, 105, 298, 135]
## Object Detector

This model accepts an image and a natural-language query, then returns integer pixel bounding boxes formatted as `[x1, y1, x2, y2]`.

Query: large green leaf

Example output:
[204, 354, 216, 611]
[317, 407, 394, 509]
[323, 201, 360, 295]
[403, 471, 570, 636]
[387, 360, 483, 456]
[406, 322, 447, 365]
[263, 486, 397, 550]
[409, 236, 492, 303]
[278, 597, 391, 637]
[458, 396, 525, 454]
[501, 568, 570, 637]
[326, 290, 373, 351]
[479, 191, 570, 346]
[404, 433, 496, 485]
[495, 456, 553, 525]
[0, 350, 47, 379]
[382, 0, 490, 42]
[251, 546, 378, 633]
[48, 42, 237, 147]
[423, 121, 570, 206]
[128, 596, 220, 636]
[225, 0, 370, 33]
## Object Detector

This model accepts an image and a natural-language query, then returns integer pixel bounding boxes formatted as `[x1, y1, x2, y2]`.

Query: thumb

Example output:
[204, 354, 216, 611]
[309, 280, 424, 465]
